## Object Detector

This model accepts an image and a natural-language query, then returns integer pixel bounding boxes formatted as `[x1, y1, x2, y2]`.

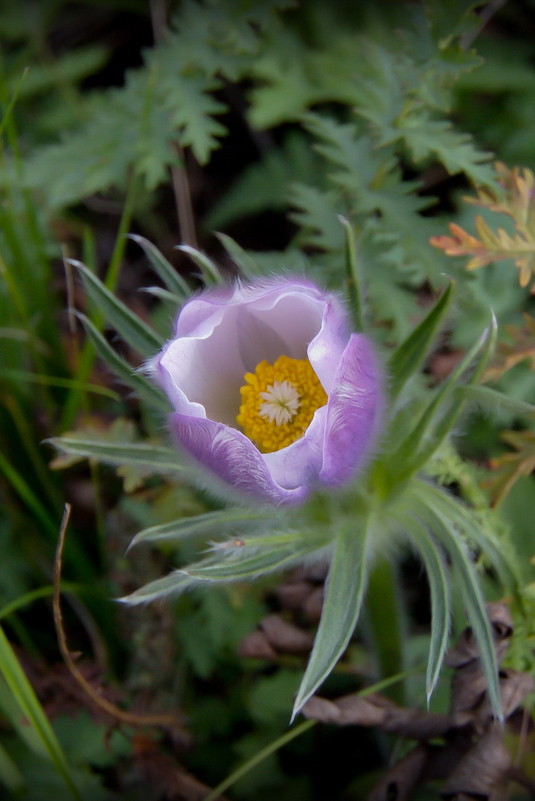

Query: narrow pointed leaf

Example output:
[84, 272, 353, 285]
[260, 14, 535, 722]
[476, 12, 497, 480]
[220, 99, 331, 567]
[393, 317, 496, 479]
[185, 544, 312, 581]
[340, 216, 365, 332]
[78, 314, 170, 411]
[176, 245, 223, 285]
[121, 569, 195, 604]
[411, 482, 502, 719]
[422, 483, 520, 596]
[143, 286, 184, 304]
[292, 518, 373, 720]
[388, 283, 453, 401]
[129, 234, 191, 297]
[406, 519, 451, 699]
[72, 260, 163, 357]
[459, 384, 535, 418]
[215, 232, 261, 278]
[129, 508, 278, 549]
[49, 437, 186, 475]
[0, 741, 24, 791]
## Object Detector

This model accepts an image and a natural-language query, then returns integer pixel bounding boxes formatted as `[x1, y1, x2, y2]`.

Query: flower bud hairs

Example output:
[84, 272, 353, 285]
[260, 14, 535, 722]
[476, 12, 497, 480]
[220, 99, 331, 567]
[148, 278, 384, 505]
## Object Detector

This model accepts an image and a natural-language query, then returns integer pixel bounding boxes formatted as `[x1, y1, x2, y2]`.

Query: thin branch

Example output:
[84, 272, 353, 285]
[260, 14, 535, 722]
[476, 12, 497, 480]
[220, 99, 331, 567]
[150, 0, 198, 248]
[53, 504, 186, 732]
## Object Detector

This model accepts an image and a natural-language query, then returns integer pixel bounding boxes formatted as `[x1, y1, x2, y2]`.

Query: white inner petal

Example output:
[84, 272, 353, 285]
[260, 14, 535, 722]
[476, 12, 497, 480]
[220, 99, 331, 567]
[162, 291, 325, 426]
[259, 381, 301, 425]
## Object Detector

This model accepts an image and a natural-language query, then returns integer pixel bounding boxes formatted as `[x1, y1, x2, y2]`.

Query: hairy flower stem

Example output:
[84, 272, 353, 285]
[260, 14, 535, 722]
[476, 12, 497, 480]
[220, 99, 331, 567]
[364, 558, 407, 707]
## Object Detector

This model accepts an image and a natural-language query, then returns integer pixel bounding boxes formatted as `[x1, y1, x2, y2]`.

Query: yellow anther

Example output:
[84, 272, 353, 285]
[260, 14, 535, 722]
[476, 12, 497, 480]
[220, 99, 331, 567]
[236, 355, 327, 453]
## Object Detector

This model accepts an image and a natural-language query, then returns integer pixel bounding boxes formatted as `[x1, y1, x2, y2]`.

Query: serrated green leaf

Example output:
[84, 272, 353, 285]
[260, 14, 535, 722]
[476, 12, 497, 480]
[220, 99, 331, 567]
[49, 438, 185, 476]
[292, 517, 373, 720]
[288, 183, 345, 252]
[388, 283, 453, 402]
[129, 234, 191, 297]
[406, 518, 451, 699]
[78, 314, 170, 412]
[160, 72, 227, 164]
[129, 508, 278, 550]
[399, 116, 495, 187]
[73, 261, 163, 358]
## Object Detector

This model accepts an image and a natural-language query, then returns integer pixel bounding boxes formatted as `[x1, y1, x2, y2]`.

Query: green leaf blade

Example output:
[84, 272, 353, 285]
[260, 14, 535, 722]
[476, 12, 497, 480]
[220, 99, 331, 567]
[388, 282, 453, 402]
[73, 260, 163, 358]
[406, 518, 451, 700]
[49, 437, 186, 476]
[78, 314, 170, 412]
[292, 519, 373, 720]
[129, 234, 191, 297]
[129, 508, 278, 550]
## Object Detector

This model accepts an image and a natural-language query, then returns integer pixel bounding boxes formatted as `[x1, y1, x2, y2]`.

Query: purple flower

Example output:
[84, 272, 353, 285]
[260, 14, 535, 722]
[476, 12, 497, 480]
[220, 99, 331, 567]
[149, 278, 384, 505]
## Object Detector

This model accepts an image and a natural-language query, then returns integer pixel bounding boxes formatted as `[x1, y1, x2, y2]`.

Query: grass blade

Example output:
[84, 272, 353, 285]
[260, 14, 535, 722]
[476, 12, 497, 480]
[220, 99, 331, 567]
[0, 626, 81, 799]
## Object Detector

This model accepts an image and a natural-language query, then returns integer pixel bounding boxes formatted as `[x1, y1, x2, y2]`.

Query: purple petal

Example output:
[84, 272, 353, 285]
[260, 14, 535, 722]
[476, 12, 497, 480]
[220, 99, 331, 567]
[169, 413, 309, 505]
[320, 334, 384, 486]
[307, 297, 350, 392]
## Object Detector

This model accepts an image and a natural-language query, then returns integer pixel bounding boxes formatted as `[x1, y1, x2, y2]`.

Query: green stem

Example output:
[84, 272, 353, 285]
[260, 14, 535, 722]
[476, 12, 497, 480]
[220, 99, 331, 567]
[364, 557, 406, 706]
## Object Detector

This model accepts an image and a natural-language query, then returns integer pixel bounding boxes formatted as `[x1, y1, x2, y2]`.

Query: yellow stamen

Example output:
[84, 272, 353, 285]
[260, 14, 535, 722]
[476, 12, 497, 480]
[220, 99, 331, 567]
[237, 355, 327, 453]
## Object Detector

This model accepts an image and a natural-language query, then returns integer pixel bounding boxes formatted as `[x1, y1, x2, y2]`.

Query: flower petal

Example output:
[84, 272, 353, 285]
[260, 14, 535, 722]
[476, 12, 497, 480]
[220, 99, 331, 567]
[307, 297, 350, 392]
[320, 334, 384, 486]
[169, 413, 309, 505]
[263, 406, 327, 491]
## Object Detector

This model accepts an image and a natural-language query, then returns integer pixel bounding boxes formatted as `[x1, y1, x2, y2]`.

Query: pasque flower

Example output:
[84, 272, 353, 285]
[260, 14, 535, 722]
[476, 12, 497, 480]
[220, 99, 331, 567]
[149, 278, 384, 505]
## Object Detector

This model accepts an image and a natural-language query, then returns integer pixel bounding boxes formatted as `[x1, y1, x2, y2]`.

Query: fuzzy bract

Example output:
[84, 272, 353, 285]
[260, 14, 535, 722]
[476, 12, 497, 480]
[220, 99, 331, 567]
[148, 278, 384, 505]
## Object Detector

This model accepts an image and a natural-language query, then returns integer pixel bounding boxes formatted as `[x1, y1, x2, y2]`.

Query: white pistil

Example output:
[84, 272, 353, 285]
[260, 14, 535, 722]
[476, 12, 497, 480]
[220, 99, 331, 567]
[259, 380, 300, 425]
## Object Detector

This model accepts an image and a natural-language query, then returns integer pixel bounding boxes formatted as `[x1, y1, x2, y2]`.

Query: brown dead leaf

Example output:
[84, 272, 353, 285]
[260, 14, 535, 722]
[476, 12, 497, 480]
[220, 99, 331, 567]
[445, 603, 512, 668]
[257, 614, 314, 654]
[302, 692, 470, 739]
[367, 745, 430, 801]
[430, 162, 535, 290]
[237, 630, 278, 660]
[441, 727, 511, 801]
[485, 429, 535, 507]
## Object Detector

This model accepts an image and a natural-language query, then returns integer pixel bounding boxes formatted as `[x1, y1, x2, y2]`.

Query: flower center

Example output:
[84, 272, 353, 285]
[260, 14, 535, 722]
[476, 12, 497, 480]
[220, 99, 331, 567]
[236, 355, 327, 453]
